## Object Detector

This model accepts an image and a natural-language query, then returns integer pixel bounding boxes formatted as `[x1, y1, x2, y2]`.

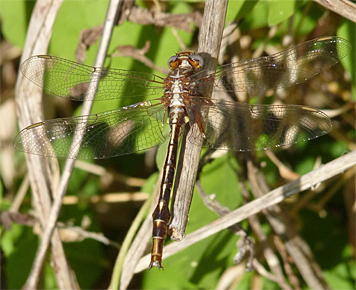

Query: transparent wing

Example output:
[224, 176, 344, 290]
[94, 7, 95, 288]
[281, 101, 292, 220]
[188, 99, 332, 151]
[14, 99, 167, 159]
[20, 55, 165, 101]
[192, 37, 351, 94]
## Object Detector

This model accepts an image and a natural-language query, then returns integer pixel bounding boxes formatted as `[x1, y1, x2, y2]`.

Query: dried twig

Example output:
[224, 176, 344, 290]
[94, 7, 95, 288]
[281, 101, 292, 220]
[246, 158, 330, 289]
[74, 160, 146, 187]
[20, 0, 124, 289]
[313, 0, 356, 23]
[118, 169, 164, 290]
[248, 214, 293, 290]
[134, 150, 356, 272]
[75, 24, 104, 63]
[113, 41, 170, 75]
[15, 1, 77, 289]
[196, 179, 254, 272]
[169, 0, 228, 248]
[122, 5, 203, 31]
[119, 1, 228, 288]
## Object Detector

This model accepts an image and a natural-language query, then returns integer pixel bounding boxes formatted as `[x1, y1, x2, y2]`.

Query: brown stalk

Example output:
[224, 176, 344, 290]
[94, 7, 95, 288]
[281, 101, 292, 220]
[119, 0, 228, 288]
[18, 0, 124, 289]
[313, 0, 356, 23]
[134, 150, 356, 272]
[169, 0, 228, 251]
[14, 2, 77, 289]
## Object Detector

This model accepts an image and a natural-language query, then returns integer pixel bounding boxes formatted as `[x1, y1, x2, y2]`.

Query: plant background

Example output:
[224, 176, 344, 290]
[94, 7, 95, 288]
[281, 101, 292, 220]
[0, 0, 355, 289]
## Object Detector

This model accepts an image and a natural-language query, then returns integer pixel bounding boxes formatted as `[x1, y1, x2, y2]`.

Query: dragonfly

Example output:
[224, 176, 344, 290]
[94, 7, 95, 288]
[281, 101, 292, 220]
[15, 36, 351, 269]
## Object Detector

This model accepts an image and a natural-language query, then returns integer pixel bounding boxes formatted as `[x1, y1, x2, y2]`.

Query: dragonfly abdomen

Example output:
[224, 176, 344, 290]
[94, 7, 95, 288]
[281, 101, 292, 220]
[150, 57, 200, 268]
[150, 121, 182, 269]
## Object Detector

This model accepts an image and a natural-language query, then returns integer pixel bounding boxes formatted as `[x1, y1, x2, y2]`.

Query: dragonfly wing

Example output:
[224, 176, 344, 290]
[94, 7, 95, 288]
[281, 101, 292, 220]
[192, 37, 351, 94]
[20, 55, 165, 101]
[14, 100, 166, 159]
[188, 99, 331, 151]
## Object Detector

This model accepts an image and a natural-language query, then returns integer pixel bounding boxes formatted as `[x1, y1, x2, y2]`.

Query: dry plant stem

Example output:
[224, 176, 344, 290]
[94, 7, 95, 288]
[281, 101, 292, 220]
[21, 0, 123, 289]
[265, 150, 300, 180]
[14, 2, 76, 290]
[196, 179, 254, 271]
[124, 5, 202, 31]
[237, 149, 299, 287]
[216, 264, 246, 290]
[248, 214, 293, 290]
[74, 160, 146, 187]
[57, 224, 121, 248]
[312, 166, 355, 210]
[169, 0, 228, 243]
[114, 42, 170, 75]
[246, 160, 329, 289]
[62, 192, 149, 205]
[196, 179, 253, 250]
[251, 259, 286, 284]
[10, 174, 30, 212]
[313, 0, 356, 22]
[273, 235, 301, 290]
[109, 193, 152, 290]
[134, 150, 356, 272]
[119, 1, 227, 287]
[292, 167, 354, 214]
[119, 165, 164, 290]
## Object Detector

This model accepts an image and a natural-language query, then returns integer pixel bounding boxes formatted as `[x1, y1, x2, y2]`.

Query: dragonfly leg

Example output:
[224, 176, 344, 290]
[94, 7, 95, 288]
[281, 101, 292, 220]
[193, 109, 207, 138]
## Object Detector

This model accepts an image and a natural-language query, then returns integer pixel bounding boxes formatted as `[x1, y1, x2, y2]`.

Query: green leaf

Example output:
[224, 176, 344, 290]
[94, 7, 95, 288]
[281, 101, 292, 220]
[268, 0, 296, 26]
[240, 1, 269, 30]
[59, 205, 105, 289]
[141, 172, 160, 195]
[292, 2, 322, 36]
[49, 0, 109, 61]
[143, 232, 239, 289]
[226, 0, 258, 23]
[63, 239, 104, 289]
[0, 0, 35, 48]
[324, 246, 356, 290]
[338, 20, 356, 99]
[1, 225, 38, 289]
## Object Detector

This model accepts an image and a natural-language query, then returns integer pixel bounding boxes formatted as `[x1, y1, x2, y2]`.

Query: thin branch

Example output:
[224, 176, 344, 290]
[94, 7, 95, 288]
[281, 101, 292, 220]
[169, 0, 228, 247]
[112, 41, 170, 75]
[58, 223, 121, 248]
[123, 5, 203, 31]
[134, 150, 356, 272]
[109, 192, 152, 290]
[74, 160, 146, 187]
[15, 1, 78, 289]
[21, 0, 124, 289]
[119, 1, 228, 287]
[62, 192, 149, 205]
[119, 164, 164, 290]
[245, 157, 329, 289]
[10, 174, 30, 212]
[248, 214, 292, 290]
[313, 0, 356, 23]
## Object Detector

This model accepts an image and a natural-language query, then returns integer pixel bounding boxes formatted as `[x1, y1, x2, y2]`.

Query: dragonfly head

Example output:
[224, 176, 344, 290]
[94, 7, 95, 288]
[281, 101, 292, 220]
[167, 51, 204, 70]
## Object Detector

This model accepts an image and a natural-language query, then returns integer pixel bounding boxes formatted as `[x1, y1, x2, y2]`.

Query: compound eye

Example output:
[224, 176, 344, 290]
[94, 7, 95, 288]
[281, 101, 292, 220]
[189, 54, 204, 68]
[167, 55, 179, 69]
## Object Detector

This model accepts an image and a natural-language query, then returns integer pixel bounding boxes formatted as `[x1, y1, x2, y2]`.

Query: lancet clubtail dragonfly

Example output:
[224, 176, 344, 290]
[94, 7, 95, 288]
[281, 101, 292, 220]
[15, 36, 351, 269]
